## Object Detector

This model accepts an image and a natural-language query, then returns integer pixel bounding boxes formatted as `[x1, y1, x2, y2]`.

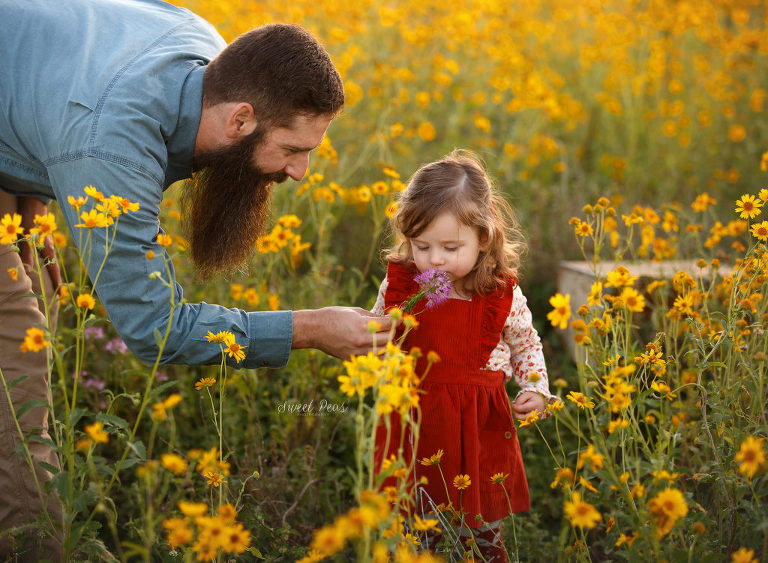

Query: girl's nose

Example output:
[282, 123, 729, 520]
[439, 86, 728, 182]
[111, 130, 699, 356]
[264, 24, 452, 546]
[429, 252, 444, 266]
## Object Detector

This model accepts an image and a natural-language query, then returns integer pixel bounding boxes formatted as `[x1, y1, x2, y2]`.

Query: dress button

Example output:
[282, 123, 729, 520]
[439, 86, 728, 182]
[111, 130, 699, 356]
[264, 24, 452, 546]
[504, 431, 512, 439]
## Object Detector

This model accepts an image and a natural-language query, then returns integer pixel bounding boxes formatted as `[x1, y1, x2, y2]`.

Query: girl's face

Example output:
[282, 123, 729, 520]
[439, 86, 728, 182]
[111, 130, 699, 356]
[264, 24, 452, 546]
[410, 211, 485, 292]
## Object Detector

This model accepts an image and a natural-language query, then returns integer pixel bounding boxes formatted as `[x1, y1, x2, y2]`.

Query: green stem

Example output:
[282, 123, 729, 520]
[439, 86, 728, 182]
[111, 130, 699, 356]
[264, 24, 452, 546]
[0, 367, 58, 533]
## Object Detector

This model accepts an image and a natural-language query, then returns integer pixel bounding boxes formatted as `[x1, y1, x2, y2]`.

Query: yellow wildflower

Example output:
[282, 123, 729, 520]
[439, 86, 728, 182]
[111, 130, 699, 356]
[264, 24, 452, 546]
[0, 213, 24, 244]
[731, 547, 758, 563]
[420, 450, 444, 466]
[220, 523, 250, 554]
[453, 474, 471, 490]
[30, 213, 57, 237]
[577, 445, 604, 471]
[735, 194, 762, 219]
[550, 467, 575, 490]
[547, 293, 571, 329]
[75, 209, 111, 229]
[76, 293, 96, 310]
[195, 377, 216, 390]
[161, 453, 188, 476]
[204, 471, 226, 488]
[564, 492, 601, 529]
[205, 330, 233, 343]
[566, 391, 595, 409]
[648, 488, 688, 537]
[85, 421, 109, 444]
[734, 436, 766, 479]
[178, 501, 207, 517]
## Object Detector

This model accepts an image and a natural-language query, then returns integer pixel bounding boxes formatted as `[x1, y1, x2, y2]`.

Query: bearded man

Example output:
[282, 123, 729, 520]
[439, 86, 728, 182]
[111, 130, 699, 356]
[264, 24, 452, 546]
[0, 1, 390, 559]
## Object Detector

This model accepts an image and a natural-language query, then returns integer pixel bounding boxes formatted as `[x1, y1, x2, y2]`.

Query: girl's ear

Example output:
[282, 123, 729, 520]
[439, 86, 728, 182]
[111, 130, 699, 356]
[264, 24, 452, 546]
[479, 231, 489, 251]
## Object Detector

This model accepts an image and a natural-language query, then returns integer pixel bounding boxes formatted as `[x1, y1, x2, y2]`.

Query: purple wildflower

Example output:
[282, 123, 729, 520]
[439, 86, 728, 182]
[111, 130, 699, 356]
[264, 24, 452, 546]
[84, 326, 105, 340]
[402, 268, 452, 312]
[84, 378, 106, 390]
[414, 269, 452, 309]
[105, 337, 128, 355]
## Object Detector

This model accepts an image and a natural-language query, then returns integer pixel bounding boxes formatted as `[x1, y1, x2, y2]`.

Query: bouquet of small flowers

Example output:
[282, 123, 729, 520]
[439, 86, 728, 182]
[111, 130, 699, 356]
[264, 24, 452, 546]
[401, 268, 451, 313]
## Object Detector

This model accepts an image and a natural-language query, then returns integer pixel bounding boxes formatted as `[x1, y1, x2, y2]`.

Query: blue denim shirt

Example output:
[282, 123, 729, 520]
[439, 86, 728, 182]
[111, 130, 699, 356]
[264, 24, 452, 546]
[0, 0, 293, 368]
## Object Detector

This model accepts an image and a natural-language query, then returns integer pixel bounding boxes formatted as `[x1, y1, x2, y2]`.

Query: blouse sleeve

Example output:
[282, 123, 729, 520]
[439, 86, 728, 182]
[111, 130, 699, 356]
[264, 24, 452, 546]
[504, 286, 557, 403]
[371, 276, 388, 315]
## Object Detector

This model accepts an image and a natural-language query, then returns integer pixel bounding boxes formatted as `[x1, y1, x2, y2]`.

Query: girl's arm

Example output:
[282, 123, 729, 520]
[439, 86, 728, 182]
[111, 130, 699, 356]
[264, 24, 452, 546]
[504, 286, 557, 404]
[371, 276, 389, 315]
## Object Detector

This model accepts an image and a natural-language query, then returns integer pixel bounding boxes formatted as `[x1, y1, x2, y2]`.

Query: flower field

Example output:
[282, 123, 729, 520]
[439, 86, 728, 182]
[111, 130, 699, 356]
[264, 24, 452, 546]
[3, 0, 768, 561]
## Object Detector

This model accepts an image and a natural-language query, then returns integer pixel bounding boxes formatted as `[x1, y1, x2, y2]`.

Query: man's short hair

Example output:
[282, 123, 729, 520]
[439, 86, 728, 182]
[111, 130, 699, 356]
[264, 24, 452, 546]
[203, 23, 344, 126]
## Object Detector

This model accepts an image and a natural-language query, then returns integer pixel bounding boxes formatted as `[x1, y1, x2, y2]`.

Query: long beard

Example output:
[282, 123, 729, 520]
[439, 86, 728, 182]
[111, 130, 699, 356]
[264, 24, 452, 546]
[182, 128, 288, 280]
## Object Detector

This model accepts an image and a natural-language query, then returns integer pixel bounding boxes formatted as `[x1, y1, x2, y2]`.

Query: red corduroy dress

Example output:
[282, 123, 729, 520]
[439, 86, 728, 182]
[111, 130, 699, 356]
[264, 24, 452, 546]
[375, 261, 530, 527]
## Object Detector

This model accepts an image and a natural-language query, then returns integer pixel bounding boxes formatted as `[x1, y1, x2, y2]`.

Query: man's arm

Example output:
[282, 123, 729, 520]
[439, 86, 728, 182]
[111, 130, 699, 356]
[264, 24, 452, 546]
[47, 157, 294, 368]
[47, 157, 391, 367]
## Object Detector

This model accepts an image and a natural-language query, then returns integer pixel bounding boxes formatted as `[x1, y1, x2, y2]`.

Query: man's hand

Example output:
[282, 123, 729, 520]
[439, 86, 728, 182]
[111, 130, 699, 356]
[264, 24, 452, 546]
[292, 306, 393, 359]
[511, 390, 546, 421]
[18, 196, 61, 292]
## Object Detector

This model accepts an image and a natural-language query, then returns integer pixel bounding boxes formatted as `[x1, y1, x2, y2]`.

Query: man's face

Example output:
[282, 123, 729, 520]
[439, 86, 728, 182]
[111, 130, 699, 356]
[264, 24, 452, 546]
[250, 113, 333, 181]
[182, 113, 332, 279]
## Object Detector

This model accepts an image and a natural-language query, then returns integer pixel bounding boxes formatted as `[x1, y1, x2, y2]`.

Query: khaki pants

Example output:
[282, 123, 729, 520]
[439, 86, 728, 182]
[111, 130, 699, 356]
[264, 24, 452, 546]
[0, 189, 63, 560]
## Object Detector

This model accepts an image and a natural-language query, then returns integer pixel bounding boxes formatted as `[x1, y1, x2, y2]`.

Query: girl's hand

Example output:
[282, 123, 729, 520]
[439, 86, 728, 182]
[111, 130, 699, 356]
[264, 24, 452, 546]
[512, 391, 546, 420]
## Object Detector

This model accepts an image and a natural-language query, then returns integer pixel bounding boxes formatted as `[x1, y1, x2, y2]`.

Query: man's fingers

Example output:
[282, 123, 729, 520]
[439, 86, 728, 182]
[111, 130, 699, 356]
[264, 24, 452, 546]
[359, 311, 393, 331]
[356, 309, 379, 317]
[370, 331, 392, 349]
[19, 240, 32, 268]
[41, 236, 62, 290]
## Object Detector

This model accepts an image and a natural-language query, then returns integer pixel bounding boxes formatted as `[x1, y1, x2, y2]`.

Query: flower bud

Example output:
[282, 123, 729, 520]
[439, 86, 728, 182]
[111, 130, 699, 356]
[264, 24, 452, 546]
[388, 307, 403, 321]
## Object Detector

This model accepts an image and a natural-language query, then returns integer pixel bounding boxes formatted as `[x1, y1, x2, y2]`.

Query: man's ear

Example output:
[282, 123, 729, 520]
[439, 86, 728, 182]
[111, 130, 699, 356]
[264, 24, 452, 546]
[224, 103, 257, 140]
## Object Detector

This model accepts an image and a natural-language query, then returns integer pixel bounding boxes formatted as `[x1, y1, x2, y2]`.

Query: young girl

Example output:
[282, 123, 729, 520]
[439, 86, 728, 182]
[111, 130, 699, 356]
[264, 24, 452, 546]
[372, 150, 554, 561]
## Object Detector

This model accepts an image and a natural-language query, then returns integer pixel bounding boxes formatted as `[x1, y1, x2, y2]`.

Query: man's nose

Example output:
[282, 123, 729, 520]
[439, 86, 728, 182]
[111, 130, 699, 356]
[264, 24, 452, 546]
[284, 153, 310, 182]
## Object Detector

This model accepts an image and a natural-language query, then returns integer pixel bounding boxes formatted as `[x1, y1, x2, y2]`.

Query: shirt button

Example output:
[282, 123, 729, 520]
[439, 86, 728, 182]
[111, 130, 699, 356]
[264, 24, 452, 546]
[504, 431, 512, 439]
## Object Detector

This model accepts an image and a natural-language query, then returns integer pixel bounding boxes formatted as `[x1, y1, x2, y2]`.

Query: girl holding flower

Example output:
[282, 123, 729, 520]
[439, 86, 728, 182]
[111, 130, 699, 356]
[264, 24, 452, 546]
[372, 150, 554, 560]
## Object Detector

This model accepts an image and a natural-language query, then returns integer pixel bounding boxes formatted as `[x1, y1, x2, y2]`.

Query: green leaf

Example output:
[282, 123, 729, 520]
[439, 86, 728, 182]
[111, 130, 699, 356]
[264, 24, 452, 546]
[51, 470, 69, 500]
[121, 541, 148, 560]
[38, 461, 60, 474]
[14, 398, 49, 420]
[95, 413, 129, 431]
[148, 380, 177, 400]
[126, 440, 146, 461]
[73, 488, 98, 513]
[79, 537, 119, 562]
[3, 374, 29, 390]
[28, 435, 58, 450]
[153, 327, 163, 348]
[12, 442, 28, 460]
[66, 520, 101, 552]
[69, 407, 89, 428]
[119, 457, 143, 470]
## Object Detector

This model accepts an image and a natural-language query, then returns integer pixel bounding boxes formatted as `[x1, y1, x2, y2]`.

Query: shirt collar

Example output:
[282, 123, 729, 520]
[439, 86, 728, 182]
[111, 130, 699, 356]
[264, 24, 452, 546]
[164, 62, 205, 188]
